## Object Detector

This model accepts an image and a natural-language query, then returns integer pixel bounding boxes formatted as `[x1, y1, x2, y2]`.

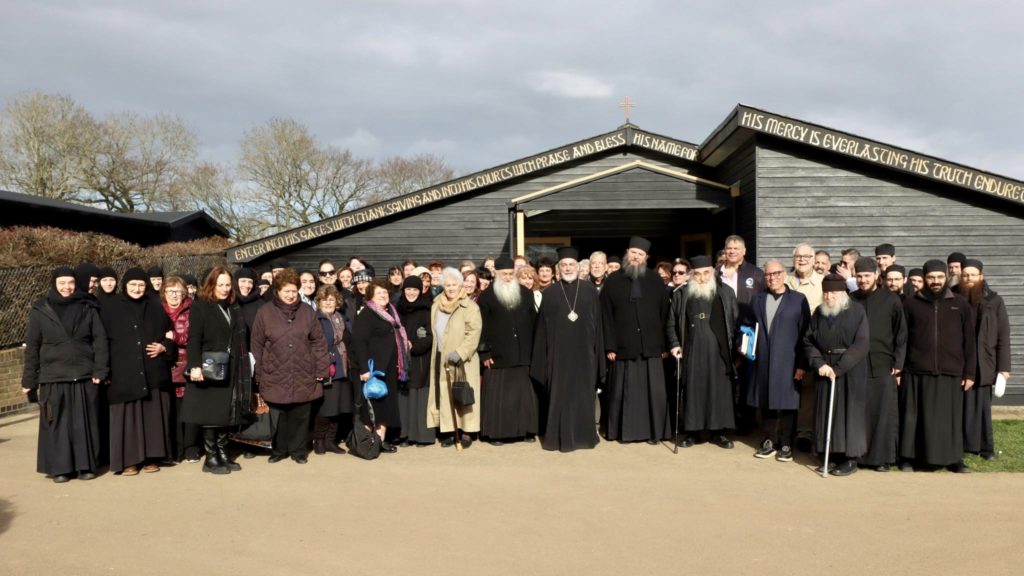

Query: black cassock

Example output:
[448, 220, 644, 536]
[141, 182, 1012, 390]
[851, 288, 906, 467]
[681, 295, 736, 432]
[804, 301, 870, 458]
[531, 279, 603, 452]
[600, 271, 671, 442]
[478, 285, 539, 440]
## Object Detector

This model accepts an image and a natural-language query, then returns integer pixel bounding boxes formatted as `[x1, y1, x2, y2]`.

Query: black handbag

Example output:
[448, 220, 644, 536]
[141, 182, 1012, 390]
[201, 351, 230, 382]
[451, 365, 475, 407]
[346, 400, 381, 460]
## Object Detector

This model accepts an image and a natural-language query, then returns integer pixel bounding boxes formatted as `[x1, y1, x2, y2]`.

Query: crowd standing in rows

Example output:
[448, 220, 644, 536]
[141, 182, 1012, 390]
[21, 235, 1010, 481]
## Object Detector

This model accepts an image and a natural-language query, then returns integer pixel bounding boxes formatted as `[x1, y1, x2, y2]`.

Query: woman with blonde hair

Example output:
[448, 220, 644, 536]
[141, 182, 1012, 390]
[516, 266, 543, 312]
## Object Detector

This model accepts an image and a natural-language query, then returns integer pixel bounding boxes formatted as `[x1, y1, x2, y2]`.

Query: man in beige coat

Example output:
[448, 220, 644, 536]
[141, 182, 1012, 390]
[428, 267, 483, 448]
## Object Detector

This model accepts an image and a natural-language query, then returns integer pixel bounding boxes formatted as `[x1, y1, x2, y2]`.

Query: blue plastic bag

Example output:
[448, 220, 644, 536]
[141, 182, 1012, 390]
[739, 324, 758, 361]
[362, 359, 388, 400]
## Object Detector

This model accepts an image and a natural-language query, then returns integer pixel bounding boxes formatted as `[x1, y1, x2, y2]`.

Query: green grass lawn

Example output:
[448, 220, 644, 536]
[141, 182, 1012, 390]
[964, 420, 1024, 472]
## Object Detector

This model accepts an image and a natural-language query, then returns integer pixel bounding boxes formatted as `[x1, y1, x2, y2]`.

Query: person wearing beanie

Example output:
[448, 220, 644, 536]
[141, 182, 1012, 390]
[667, 254, 739, 450]
[899, 259, 976, 473]
[883, 264, 908, 297]
[946, 252, 966, 287]
[394, 274, 435, 446]
[477, 255, 539, 446]
[851, 257, 907, 471]
[599, 237, 672, 445]
[956, 259, 1011, 461]
[147, 266, 164, 294]
[22, 266, 109, 482]
[874, 243, 896, 273]
[606, 255, 622, 274]
[100, 267, 176, 475]
[804, 274, 870, 476]
[96, 266, 119, 307]
[907, 268, 924, 294]
[75, 262, 100, 295]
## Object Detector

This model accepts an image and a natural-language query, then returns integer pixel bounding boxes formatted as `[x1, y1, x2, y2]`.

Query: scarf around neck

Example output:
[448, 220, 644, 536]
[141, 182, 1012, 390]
[365, 299, 410, 381]
[436, 288, 467, 314]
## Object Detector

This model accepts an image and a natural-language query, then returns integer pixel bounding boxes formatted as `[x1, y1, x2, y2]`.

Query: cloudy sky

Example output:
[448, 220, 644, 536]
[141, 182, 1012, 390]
[2, 1, 1021, 177]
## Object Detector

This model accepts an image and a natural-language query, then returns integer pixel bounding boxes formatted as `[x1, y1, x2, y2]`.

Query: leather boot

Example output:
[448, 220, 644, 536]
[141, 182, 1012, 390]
[216, 430, 241, 471]
[322, 420, 346, 454]
[202, 429, 229, 475]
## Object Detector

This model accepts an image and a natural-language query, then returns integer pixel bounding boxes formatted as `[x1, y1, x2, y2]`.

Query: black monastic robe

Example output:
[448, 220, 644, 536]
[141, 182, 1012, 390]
[478, 284, 539, 439]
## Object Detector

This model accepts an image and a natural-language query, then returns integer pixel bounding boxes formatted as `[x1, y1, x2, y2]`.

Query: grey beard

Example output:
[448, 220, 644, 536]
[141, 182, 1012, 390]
[687, 280, 717, 301]
[561, 271, 578, 283]
[493, 278, 522, 310]
[819, 294, 851, 318]
[623, 263, 647, 279]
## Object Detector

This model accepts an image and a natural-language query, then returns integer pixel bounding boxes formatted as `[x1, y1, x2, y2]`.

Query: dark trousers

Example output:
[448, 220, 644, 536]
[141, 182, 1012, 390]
[762, 409, 798, 447]
[174, 396, 202, 460]
[269, 401, 312, 457]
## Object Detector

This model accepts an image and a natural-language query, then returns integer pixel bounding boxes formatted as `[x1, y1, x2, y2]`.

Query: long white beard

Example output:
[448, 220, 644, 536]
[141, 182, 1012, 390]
[687, 280, 717, 301]
[819, 293, 850, 318]
[561, 271, 578, 283]
[623, 263, 647, 279]
[493, 277, 522, 310]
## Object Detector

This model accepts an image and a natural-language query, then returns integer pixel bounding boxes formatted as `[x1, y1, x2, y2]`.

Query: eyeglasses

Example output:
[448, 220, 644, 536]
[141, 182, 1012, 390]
[319, 270, 336, 276]
[672, 270, 687, 276]
[794, 254, 814, 260]
[765, 271, 785, 278]
[165, 289, 183, 295]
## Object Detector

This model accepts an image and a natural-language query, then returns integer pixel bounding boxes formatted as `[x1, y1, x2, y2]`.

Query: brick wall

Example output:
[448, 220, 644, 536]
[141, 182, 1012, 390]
[0, 346, 28, 416]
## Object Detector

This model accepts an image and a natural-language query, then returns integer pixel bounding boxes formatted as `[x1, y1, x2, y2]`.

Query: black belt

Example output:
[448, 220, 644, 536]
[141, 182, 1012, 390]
[825, 348, 847, 354]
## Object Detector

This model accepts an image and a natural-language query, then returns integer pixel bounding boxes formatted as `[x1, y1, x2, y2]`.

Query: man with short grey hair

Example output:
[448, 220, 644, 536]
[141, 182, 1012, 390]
[786, 243, 823, 452]
[588, 251, 609, 292]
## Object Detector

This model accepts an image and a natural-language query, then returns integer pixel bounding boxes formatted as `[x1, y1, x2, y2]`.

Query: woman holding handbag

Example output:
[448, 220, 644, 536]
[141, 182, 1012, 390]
[251, 268, 329, 464]
[350, 281, 410, 454]
[428, 267, 483, 449]
[185, 267, 253, 475]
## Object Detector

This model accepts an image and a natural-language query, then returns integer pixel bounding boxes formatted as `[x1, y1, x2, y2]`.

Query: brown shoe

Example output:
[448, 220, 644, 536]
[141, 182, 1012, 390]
[121, 465, 140, 476]
[142, 463, 160, 473]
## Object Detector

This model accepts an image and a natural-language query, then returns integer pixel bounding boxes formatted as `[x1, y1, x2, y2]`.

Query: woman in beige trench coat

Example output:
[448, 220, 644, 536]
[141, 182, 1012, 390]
[428, 267, 483, 448]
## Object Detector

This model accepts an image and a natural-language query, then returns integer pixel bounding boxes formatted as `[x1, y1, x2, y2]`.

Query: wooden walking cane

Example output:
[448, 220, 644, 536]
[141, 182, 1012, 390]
[674, 356, 682, 455]
[822, 375, 837, 478]
[445, 364, 463, 452]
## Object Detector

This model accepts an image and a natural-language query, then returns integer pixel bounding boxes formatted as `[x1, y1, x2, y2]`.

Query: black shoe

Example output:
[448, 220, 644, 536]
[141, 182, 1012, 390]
[675, 435, 695, 448]
[242, 451, 257, 459]
[380, 442, 398, 453]
[487, 440, 504, 446]
[323, 441, 346, 455]
[268, 454, 288, 464]
[523, 435, 537, 443]
[216, 431, 241, 471]
[981, 452, 997, 461]
[645, 439, 659, 446]
[52, 474, 71, 483]
[815, 461, 837, 474]
[440, 437, 455, 448]
[78, 471, 97, 481]
[876, 464, 891, 472]
[291, 454, 308, 464]
[460, 437, 473, 449]
[948, 461, 971, 474]
[754, 439, 776, 459]
[776, 445, 793, 462]
[795, 436, 813, 454]
[898, 461, 914, 472]
[711, 435, 734, 449]
[830, 460, 858, 477]
[312, 439, 326, 455]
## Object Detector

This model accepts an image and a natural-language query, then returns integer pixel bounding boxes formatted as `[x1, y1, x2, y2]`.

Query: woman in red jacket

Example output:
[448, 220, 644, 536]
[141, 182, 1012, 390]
[250, 268, 330, 464]
[161, 276, 200, 463]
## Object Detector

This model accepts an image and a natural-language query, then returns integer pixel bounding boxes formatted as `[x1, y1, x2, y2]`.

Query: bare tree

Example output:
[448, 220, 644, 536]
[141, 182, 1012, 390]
[80, 111, 198, 213]
[181, 162, 267, 242]
[0, 92, 93, 200]
[367, 153, 455, 205]
[239, 117, 376, 232]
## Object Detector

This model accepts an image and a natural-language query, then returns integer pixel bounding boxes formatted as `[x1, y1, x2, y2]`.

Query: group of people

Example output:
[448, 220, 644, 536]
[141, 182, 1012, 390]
[21, 235, 1009, 482]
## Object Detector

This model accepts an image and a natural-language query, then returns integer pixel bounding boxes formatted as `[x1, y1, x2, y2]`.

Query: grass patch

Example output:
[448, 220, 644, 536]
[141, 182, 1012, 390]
[964, 420, 1024, 472]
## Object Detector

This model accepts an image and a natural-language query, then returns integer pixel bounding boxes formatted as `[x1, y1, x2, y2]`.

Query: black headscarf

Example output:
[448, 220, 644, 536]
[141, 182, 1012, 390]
[48, 267, 88, 335]
[74, 262, 99, 295]
[120, 267, 151, 319]
[235, 267, 260, 305]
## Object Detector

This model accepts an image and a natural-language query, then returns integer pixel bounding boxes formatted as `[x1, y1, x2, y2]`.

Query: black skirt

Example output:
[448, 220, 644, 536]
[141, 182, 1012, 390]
[109, 389, 172, 472]
[963, 384, 994, 454]
[318, 378, 355, 418]
[398, 385, 434, 444]
[36, 381, 104, 476]
[181, 380, 235, 426]
[860, 374, 899, 467]
[601, 358, 670, 442]
[480, 366, 538, 439]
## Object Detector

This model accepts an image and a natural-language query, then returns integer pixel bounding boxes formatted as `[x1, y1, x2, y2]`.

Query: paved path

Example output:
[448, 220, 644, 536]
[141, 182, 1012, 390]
[1, 414, 1022, 575]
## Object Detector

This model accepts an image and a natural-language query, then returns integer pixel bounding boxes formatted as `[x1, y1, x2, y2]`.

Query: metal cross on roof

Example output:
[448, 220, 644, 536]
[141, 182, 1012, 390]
[618, 97, 636, 122]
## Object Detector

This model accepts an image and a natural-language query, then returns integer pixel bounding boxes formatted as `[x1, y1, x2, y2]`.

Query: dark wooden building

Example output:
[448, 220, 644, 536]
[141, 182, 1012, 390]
[228, 104, 1024, 404]
[1, 189, 229, 245]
